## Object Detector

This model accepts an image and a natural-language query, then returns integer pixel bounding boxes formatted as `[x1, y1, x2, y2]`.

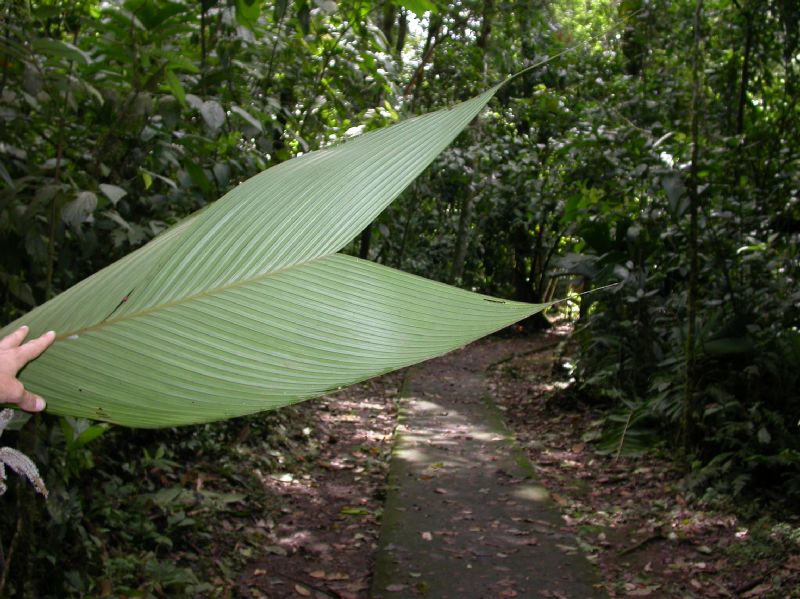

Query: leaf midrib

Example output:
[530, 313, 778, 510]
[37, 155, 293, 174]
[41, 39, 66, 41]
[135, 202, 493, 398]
[56, 255, 329, 340]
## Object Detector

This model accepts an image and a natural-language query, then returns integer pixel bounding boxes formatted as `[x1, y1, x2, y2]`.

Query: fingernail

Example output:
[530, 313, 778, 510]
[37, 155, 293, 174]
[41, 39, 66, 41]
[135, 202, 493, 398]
[47, 330, 56, 337]
[34, 396, 46, 411]
[20, 325, 29, 331]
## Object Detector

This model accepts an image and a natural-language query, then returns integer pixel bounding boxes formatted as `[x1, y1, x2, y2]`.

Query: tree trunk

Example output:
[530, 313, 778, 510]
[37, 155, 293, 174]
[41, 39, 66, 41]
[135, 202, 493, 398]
[522, 228, 552, 331]
[736, 12, 753, 137]
[448, 0, 493, 283]
[512, 245, 533, 302]
[450, 188, 475, 283]
[683, 0, 704, 455]
[359, 224, 372, 259]
[395, 8, 408, 55]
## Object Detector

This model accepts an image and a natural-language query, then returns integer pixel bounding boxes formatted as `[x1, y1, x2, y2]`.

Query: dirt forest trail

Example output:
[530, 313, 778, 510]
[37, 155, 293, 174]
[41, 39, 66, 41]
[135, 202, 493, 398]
[237, 332, 798, 598]
[370, 337, 605, 598]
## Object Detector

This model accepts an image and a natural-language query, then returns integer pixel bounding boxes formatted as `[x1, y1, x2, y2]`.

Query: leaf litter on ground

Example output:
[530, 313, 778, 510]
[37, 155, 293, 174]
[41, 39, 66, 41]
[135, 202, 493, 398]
[236, 372, 400, 598]
[488, 325, 800, 599]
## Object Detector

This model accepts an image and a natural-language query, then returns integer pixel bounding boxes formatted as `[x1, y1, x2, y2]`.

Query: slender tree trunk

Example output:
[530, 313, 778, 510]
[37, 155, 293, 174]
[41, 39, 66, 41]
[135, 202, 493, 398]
[395, 8, 408, 55]
[512, 243, 533, 302]
[405, 15, 443, 105]
[45, 121, 63, 300]
[395, 184, 420, 269]
[46, 39, 73, 299]
[734, 6, 754, 290]
[450, 190, 475, 283]
[200, 2, 207, 96]
[736, 14, 753, 137]
[522, 226, 552, 331]
[448, 0, 493, 283]
[359, 225, 372, 259]
[683, 0, 704, 455]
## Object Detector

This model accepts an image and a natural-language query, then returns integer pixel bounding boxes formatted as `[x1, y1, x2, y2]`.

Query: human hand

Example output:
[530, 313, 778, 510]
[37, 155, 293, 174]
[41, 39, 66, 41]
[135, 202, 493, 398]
[0, 326, 56, 412]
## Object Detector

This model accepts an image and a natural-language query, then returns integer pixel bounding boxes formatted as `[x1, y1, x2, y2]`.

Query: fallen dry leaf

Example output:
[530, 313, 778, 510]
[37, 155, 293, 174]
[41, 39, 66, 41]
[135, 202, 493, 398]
[626, 586, 660, 597]
[742, 583, 773, 597]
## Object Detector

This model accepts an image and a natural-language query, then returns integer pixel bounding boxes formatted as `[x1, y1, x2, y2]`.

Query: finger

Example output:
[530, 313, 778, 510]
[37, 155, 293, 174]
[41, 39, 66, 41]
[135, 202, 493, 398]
[13, 330, 57, 367]
[0, 325, 29, 350]
[17, 389, 46, 412]
[0, 378, 25, 404]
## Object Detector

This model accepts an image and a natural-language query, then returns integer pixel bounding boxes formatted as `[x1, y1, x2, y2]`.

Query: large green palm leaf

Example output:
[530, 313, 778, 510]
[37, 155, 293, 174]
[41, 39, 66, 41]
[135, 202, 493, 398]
[2, 84, 550, 427]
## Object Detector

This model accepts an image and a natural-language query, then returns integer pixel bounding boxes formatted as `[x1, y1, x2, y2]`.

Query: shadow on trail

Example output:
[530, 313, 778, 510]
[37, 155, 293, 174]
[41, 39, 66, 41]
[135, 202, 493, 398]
[371, 337, 605, 599]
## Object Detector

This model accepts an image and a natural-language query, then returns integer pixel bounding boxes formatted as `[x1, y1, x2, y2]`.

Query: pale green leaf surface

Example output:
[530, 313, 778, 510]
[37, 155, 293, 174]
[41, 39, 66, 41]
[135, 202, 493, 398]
[1, 83, 543, 428]
[4, 86, 496, 337]
[18, 255, 547, 427]
[119, 86, 498, 317]
[3, 217, 196, 336]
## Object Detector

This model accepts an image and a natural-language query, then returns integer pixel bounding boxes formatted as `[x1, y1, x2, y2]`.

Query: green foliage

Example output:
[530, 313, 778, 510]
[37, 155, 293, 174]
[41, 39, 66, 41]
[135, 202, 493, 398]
[561, 0, 800, 505]
[3, 406, 314, 597]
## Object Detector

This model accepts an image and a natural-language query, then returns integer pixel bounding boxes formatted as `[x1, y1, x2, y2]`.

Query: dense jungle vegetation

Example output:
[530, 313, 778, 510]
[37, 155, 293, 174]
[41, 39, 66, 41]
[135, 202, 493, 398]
[0, 0, 798, 596]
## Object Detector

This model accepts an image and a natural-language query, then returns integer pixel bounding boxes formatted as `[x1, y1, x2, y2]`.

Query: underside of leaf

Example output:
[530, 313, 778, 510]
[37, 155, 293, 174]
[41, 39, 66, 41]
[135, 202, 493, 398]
[22, 255, 548, 427]
[2, 83, 550, 428]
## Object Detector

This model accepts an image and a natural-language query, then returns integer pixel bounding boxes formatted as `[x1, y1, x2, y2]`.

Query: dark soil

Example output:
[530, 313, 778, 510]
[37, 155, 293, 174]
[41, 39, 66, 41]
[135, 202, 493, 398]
[237, 374, 401, 599]
[488, 326, 800, 598]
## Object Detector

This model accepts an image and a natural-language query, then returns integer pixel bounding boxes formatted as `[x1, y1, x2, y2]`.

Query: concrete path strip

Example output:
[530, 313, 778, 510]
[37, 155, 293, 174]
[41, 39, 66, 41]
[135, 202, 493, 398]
[371, 339, 605, 599]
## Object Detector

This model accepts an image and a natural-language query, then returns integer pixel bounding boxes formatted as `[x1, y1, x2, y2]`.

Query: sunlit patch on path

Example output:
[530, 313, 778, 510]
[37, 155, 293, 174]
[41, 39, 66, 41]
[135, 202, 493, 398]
[371, 338, 605, 598]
